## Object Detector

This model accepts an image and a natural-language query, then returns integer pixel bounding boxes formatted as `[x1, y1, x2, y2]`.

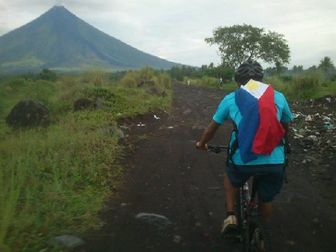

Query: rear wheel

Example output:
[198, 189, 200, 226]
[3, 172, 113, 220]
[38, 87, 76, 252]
[235, 188, 250, 252]
[252, 220, 271, 252]
[248, 206, 271, 252]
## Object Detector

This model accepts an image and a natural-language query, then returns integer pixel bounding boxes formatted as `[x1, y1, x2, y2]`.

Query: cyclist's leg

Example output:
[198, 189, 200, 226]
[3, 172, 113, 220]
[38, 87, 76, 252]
[222, 165, 251, 235]
[257, 164, 284, 223]
[259, 202, 272, 223]
[224, 164, 250, 214]
[223, 172, 237, 214]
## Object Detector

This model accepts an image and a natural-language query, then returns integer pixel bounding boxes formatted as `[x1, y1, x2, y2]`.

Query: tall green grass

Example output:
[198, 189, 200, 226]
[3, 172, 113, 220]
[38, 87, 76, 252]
[266, 73, 336, 101]
[178, 70, 335, 101]
[0, 69, 172, 251]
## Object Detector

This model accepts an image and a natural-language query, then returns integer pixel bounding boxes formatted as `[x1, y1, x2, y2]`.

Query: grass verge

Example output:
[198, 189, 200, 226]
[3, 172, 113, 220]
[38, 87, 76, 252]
[0, 68, 172, 251]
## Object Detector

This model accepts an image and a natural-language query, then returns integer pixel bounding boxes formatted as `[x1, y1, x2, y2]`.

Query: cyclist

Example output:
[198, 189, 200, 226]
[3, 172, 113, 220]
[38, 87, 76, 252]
[196, 60, 293, 237]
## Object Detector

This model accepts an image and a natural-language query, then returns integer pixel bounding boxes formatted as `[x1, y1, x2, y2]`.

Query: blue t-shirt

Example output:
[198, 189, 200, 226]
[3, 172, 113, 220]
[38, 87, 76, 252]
[212, 90, 293, 165]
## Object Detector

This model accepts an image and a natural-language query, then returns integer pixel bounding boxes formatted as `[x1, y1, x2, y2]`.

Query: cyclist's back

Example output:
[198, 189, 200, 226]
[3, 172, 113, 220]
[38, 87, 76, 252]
[213, 81, 292, 166]
[196, 59, 293, 239]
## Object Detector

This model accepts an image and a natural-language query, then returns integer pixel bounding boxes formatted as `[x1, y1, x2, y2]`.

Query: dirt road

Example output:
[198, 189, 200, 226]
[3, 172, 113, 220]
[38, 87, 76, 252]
[84, 83, 336, 252]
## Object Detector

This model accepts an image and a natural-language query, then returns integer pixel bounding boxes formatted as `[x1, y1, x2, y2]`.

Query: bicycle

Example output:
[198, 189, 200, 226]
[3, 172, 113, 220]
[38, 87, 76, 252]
[207, 144, 271, 252]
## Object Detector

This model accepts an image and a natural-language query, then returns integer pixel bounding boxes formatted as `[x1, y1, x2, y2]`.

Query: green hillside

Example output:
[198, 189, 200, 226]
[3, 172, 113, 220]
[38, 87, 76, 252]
[0, 6, 177, 73]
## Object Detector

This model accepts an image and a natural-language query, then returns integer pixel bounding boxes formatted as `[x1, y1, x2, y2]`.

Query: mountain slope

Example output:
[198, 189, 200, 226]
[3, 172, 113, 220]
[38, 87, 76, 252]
[0, 6, 177, 72]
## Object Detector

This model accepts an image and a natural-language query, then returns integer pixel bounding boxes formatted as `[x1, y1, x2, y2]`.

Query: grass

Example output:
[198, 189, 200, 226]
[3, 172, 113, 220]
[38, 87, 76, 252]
[266, 74, 336, 101]
[0, 68, 172, 251]
[178, 72, 336, 101]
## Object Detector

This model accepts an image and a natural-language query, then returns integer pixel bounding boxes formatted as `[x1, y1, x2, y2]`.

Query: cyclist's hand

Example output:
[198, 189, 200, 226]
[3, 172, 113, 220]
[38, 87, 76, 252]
[196, 141, 207, 150]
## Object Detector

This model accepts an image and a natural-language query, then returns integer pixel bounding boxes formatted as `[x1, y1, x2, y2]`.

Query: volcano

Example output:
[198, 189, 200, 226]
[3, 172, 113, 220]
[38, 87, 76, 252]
[0, 6, 177, 73]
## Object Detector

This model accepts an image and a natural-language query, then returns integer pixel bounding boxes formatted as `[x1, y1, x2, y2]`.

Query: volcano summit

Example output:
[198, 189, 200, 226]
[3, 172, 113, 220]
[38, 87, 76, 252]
[0, 6, 177, 73]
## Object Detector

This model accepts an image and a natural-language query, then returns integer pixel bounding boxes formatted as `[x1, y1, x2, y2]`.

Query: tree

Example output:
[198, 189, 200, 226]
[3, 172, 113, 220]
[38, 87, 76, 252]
[318, 56, 335, 70]
[318, 56, 336, 80]
[39, 69, 57, 81]
[292, 65, 304, 74]
[205, 24, 290, 68]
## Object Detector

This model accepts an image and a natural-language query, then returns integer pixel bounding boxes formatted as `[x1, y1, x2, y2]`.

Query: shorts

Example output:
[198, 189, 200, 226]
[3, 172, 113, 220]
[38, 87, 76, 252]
[226, 164, 284, 203]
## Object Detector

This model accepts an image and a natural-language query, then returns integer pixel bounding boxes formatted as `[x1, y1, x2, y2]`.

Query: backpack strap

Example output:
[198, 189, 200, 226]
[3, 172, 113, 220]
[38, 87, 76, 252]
[226, 121, 239, 168]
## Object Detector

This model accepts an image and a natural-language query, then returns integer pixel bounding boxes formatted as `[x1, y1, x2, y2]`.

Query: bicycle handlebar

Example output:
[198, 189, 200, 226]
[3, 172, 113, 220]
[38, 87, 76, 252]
[207, 145, 227, 153]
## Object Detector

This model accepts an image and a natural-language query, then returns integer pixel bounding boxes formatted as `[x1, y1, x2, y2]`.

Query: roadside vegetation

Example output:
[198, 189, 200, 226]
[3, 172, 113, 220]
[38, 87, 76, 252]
[0, 68, 171, 251]
[168, 56, 336, 101]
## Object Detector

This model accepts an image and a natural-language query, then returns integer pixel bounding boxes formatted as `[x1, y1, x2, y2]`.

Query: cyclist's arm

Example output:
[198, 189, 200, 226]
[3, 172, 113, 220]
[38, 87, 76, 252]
[196, 120, 220, 150]
[281, 122, 291, 153]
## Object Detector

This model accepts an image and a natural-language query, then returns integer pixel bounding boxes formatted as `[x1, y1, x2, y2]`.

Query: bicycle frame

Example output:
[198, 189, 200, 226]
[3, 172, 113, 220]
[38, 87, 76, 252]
[237, 176, 270, 252]
[207, 145, 269, 251]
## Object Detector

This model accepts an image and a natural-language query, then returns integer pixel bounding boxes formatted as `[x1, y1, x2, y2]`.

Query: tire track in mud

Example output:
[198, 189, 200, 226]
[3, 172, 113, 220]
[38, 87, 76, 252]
[84, 83, 336, 252]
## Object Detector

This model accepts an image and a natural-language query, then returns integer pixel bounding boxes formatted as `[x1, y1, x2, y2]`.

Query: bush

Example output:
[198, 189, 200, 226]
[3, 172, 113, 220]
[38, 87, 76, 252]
[120, 71, 138, 88]
[120, 68, 172, 91]
[39, 69, 57, 81]
[289, 74, 322, 100]
[265, 76, 289, 94]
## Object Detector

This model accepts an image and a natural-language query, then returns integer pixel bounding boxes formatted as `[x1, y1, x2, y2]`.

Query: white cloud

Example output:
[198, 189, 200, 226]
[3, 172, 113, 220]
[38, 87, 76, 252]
[0, 0, 335, 67]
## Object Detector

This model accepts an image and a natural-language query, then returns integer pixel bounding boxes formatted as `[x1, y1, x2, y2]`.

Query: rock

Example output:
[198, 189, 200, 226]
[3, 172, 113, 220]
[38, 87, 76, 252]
[294, 133, 304, 139]
[115, 128, 125, 139]
[73, 98, 95, 111]
[183, 108, 192, 115]
[147, 86, 162, 96]
[137, 80, 145, 87]
[135, 213, 172, 229]
[101, 127, 124, 139]
[95, 97, 104, 109]
[49, 235, 84, 249]
[195, 222, 202, 227]
[6, 100, 49, 128]
[305, 115, 313, 121]
[137, 122, 146, 127]
[307, 135, 318, 141]
[173, 235, 182, 243]
[286, 240, 296, 246]
[322, 115, 331, 121]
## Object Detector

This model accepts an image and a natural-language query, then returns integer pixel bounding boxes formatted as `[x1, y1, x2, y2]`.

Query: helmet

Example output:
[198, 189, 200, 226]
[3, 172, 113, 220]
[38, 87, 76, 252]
[234, 60, 263, 84]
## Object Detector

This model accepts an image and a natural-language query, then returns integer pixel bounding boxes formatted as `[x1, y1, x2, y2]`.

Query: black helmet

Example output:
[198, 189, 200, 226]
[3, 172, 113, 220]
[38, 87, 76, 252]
[234, 60, 263, 85]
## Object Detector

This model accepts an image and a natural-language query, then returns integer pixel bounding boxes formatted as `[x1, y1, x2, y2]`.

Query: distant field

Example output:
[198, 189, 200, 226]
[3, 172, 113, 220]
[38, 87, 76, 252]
[179, 74, 336, 101]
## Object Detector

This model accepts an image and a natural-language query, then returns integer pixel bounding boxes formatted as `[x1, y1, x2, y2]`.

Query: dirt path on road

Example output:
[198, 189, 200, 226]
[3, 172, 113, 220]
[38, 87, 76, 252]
[84, 83, 336, 252]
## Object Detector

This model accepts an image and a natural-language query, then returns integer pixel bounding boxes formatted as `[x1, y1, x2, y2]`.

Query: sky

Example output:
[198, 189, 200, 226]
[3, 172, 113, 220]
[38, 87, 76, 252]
[0, 0, 335, 68]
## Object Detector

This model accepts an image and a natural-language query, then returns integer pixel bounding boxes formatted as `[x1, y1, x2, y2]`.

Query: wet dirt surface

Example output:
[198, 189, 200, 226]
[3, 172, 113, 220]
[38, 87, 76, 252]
[84, 83, 336, 252]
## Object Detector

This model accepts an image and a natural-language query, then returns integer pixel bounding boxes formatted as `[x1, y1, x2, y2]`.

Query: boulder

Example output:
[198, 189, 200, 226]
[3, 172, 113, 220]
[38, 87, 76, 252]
[48, 235, 84, 249]
[147, 86, 162, 96]
[135, 212, 172, 230]
[73, 98, 95, 111]
[6, 100, 49, 128]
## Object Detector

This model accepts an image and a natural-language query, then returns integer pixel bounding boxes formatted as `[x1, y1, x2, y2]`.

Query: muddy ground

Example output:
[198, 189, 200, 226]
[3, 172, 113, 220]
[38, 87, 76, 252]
[84, 83, 336, 252]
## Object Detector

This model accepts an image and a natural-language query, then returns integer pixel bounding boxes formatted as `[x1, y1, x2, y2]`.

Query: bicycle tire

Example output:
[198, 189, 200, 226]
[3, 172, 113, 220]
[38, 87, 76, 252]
[235, 187, 250, 252]
[249, 218, 271, 252]
[249, 180, 272, 252]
